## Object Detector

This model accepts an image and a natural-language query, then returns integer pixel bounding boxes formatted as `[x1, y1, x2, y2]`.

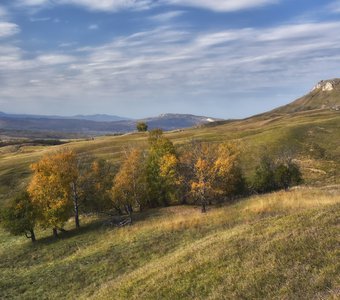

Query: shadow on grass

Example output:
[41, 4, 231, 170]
[34, 209, 160, 245]
[31, 200, 239, 245]
[35, 218, 108, 245]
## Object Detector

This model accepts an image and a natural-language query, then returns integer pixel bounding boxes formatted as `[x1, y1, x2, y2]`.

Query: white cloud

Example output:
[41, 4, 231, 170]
[148, 11, 185, 22]
[18, 0, 153, 11]
[163, 0, 278, 12]
[88, 24, 99, 30]
[1, 20, 340, 117]
[37, 54, 76, 65]
[328, 0, 340, 13]
[16, 0, 278, 12]
[0, 22, 20, 38]
[258, 22, 340, 41]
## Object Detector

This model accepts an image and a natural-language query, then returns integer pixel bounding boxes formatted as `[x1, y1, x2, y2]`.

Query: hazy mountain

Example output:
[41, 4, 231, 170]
[0, 112, 221, 138]
[141, 114, 220, 131]
[0, 112, 129, 122]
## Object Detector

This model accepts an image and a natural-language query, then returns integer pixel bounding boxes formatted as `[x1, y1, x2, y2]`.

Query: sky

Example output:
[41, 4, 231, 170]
[0, 0, 340, 119]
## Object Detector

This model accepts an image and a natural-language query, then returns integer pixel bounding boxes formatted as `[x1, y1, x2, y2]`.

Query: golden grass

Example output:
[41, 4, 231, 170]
[243, 187, 340, 215]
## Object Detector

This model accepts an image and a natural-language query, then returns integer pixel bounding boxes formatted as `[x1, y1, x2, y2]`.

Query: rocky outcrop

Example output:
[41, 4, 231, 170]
[312, 79, 340, 92]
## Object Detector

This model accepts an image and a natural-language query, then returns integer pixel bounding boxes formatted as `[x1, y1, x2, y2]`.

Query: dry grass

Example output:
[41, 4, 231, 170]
[243, 187, 340, 215]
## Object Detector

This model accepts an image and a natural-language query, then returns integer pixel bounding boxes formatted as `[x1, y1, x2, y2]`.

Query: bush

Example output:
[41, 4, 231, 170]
[252, 157, 276, 193]
[274, 162, 302, 190]
[136, 122, 148, 132]
[252, 156, 302, 193]
[1, 192, 37, 242]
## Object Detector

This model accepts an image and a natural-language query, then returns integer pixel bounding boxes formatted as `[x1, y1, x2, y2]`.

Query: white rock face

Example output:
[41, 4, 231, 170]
[312, 80, 336, 92]
[322, 82, 334, 91]
[312, 83, 322, 91]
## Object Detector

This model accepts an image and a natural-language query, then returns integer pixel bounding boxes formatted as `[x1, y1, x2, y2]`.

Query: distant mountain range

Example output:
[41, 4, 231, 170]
[0, 112, 130, 122]
[0, 112, 221, 138]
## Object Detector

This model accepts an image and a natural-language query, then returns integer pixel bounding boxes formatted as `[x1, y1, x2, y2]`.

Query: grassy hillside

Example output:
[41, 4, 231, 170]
[0, 187, 339, 299]
[1, 108, 339, 205]
[269, 79, 340, 114]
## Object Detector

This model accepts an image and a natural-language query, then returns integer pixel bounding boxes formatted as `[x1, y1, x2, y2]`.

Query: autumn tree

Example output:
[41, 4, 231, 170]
[186, 142, 218, 212]
[83, 159, 114, 213]
[183, 141, 244, 213]
[145, 129, 179, 207]
[28, 150, 77, 237]
[214, 142, 245, 199]
[159, 153, 182, 205]
[111, 148, 147, 220]
[1, 192, 37, 242]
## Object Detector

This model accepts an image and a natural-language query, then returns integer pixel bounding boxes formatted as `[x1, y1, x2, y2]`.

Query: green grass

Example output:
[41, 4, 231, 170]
[0, 187, 339, 299]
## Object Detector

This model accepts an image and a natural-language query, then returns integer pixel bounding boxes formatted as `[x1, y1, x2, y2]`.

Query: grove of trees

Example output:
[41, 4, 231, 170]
[1, 130, 303, 242]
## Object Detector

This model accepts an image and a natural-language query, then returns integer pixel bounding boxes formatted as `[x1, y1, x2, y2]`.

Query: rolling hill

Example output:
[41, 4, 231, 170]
[0, 188, 339, 299]
[0, 79, 339, 299]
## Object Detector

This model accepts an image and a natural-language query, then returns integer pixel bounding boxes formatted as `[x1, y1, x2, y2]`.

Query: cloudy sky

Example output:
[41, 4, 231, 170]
[0, 0, 340, 118]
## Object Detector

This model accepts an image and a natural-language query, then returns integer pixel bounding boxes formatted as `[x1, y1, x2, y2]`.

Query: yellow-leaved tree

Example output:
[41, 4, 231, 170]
[214, 142, 245, 199]
[111, 148, 147, 221]
[184, 141, 244, 213]
[159, 153, 181, 205]
[188, 142, 217, 212]
[28, 150, 78, 237]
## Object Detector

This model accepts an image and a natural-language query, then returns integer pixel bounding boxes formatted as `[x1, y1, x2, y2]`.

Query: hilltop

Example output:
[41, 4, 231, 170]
[269, 78, 340, 114]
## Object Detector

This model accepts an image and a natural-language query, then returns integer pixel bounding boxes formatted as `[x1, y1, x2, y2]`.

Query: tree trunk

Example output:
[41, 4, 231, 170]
[25, 229, 36, 243]
[30, 229, 36, 242]
[72, 182, 80, 229]
[53, 228, 58, 238]
[201, 202, 207, 213]
[125, 204, 133, 225]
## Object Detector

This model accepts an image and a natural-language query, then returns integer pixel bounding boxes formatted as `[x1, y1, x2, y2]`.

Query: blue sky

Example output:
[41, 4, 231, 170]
[0, 0, 340, 118]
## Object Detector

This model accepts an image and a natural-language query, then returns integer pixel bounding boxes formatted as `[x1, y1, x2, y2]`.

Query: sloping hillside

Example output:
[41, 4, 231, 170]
[0, 188, 339, 299]
[269, 78, 340, 114]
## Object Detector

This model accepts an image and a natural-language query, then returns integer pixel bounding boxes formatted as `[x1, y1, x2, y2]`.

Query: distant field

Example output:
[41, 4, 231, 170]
[0, 187, 339, 299]
[1, 109, 339, 205]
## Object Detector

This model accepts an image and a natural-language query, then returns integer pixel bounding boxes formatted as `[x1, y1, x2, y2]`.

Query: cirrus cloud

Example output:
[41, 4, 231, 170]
[0, 22, 20, 38]
[15, 0, 279, 12]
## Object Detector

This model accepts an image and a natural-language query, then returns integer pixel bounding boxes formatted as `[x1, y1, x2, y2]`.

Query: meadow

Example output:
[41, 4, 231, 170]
[0, 187, 339, 299]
